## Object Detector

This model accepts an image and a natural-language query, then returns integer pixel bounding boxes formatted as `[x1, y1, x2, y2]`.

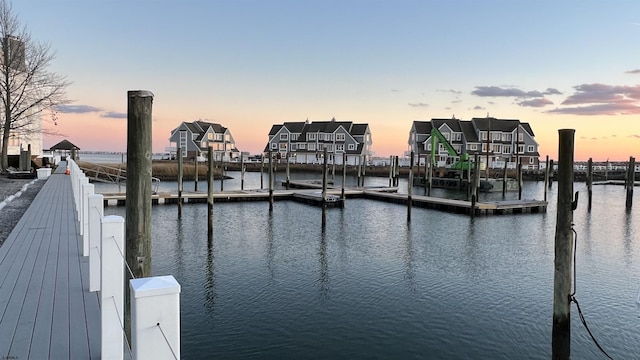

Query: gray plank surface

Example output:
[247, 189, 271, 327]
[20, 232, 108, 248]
[0, 164, 101, 359]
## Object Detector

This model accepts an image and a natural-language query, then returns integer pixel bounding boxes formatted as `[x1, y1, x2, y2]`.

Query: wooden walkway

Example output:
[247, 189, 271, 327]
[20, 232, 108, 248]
[0, 164, 100, 359]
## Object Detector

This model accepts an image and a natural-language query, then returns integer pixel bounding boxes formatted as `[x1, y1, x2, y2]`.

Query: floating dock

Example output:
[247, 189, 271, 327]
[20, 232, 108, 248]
[101, 180, 546, 215]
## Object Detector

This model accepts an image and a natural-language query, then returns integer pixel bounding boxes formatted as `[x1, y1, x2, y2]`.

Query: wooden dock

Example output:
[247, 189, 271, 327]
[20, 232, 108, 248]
[101, 180, 546, 215]
[0, 165, 101, 358]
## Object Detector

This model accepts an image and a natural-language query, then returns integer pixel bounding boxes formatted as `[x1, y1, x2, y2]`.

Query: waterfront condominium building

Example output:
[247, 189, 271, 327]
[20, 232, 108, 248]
[169, 120, 240, 161]
[407, 117, 540, 170]
[265, 118, 373, 165]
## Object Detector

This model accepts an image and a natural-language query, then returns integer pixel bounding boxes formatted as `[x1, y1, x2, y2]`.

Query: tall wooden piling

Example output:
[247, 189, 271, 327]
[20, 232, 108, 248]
[407, 151, 414, 222]
[357, 157, 362, 187]
[261, 154, 265, 189]
[341, 152, 347, 200]
[549, 159, 554, 188]
[194, 156, 199, 191]
[502, 159, 508, 197]
[394, 156, 400, 187]
[285, 155, 290, 190]
[220, 159, 225, 192]
[207, 147, 214, 241]
[544, 155, 549, 202]
[268, 150, 274, 211]
[427, 155, 432, 196]
[177, 147, 183, 219]
[361, 156, 366, 187]
[626, 156, 635, 209]
[240, 155, 245, 190]
[125, 90, 154, 342]
[471, 154, 479, 217]
[322, 148, 328, 229]
[587, 158, 593, 212]
[518, 160, 523, 200]
[552, 129, 575, 360]
[389, 155, 393, 187]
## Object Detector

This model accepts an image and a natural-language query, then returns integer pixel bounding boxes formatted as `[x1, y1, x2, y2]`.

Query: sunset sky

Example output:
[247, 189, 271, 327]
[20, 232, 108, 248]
[13, 0, 640, 161]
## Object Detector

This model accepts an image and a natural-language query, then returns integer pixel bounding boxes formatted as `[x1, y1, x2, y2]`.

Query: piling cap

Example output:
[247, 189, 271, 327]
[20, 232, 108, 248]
[130, 275, 181, 298]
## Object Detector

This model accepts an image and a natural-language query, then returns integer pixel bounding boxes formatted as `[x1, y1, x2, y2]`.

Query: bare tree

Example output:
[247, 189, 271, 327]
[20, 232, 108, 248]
[0, 0, 70, 172]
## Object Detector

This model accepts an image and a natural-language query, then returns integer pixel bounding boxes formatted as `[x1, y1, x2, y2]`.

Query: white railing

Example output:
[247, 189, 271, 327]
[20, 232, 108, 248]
[66, 159, 181, 360]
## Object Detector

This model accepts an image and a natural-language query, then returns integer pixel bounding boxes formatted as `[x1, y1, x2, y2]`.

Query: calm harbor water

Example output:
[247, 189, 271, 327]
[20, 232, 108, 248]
[100, 172, 640, 359]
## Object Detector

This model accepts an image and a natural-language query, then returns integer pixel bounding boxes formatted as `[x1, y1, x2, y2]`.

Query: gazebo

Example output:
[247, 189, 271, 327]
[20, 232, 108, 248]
[49, 139, 80, 160]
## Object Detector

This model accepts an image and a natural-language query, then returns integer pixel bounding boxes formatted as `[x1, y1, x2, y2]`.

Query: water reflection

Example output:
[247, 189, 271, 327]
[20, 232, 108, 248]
[204, 237, 216, 314]
[265, 211, 275, 281]
[318, 230, 329, 300]
[623, 210, 633, 266]
[402, 222, 415, 292]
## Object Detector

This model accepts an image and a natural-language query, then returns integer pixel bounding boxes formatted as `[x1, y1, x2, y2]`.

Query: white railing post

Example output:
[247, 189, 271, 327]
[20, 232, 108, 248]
[101, 215, 125, 360]
[82, 182, 94, 256]
[88, 194, 103, 292]
[78, 177, 88, 234]
[130, 276, 181, 360]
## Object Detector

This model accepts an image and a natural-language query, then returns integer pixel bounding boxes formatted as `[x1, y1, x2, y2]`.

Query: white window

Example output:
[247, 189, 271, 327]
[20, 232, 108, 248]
[336, 144, 344, 152]
[308, 133, 316, 140]
[482, 144, 487, 152]
[271, 142, 277, 149]
[279, 143, 287, 150]
[207, 133, 213, 140]
[481, 131, 487, 140]
[201, 141, 206, 148]
[298, 143, 306, 149]
[427, 143, 432, 151]
[530, 157, 535, 164]
[455, 133, 461, 141]
[491, 144, 502, 153]
[280, 133, 288, 141]
[492, 133, 501, 141]
[308, 143, 316, 151]
[215, 134, 223, 141]
[518, 145, 525, 154]
[518, 133, 524, 142]
[290, 143, 297, 151]
[336, 133, 345, 141]
[527, 145, 534, 152]
[348, 144, 355, 151]
[503, 145, 512, 154]
[318, 143, 324, 151]
[326, 144, 333, 152]
[467, 143, 477, 151]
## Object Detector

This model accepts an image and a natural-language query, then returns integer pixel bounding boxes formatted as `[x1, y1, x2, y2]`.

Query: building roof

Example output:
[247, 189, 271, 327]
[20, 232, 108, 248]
[49, 139, 80, 151]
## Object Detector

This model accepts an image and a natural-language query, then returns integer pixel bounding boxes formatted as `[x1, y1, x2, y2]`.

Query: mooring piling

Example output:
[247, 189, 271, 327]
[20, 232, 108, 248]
[241, 155, 245, 190]
[552, 129, 575, 360]
[286, 155, 290, 190]
[269, 150, 274, 211]
[125, 90, 154, 342]
[207, 147, 214, 242]
[322, 148, 328, 230]
[549, 159, 554, 188]
[261, 155, 265, 189]
[587, 158, 593, 212]
[178, 147, 183, 219]
[342, 152, 347, 201]
[388, 155, 393, 187]
[544, 155, 549, 202]
[626, 156, 635, 210]
[407, 151, 414, 222]
[194, 156, 199, 192]
[518, 159, 523, 201]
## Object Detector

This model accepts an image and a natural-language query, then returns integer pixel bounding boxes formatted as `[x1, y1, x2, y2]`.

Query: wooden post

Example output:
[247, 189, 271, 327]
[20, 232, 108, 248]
[552, 129, 575, 360]
[587, 158, 593, 212]
[407, 151, 414, 222]
[208, 147, 214, 242]
[341, 152, 346, 201]
[178, 147, 183, 219]
[466, 156, 471, 200]
[357, 156, 362, 187]
[395, 155, 400, 187]
[427, 155, 432, 196]
[544, 155, 549, 202]
[471, 154, 479, 217]
[322, 147, 328, 230]
[502, 158, 508, 197]
[220, 158, 225, 192]
[125, 90, 154, 343]
[194, 156, 199, 192]
[240, 155, 245, 191]
[626, 156, 635, 209]
[261, 154, 265, 189]
[549, 159, 554, 188]
[518, 159, 523, 200]
[389, 155, 393, 187]
[285, 154, 290, 190]
[605, 159, 609, 181]
[361, 156, 366, 187]
[268, 150, 274, 211]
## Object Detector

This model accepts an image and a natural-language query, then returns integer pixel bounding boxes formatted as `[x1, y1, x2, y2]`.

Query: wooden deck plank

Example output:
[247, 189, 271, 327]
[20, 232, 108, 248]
[0, 165, 99, 359]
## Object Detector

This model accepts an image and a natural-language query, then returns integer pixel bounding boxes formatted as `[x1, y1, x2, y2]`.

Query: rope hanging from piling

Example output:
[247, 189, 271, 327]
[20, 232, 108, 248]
[570, 226, 614, 360]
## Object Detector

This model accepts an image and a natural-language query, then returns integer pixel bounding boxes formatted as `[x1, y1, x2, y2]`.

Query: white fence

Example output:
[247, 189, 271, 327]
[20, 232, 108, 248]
[67, 159, 181, 360]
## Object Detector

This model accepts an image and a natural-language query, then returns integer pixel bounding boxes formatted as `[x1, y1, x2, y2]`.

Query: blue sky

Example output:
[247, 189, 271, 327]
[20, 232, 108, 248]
[13, 0, 640, 160]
